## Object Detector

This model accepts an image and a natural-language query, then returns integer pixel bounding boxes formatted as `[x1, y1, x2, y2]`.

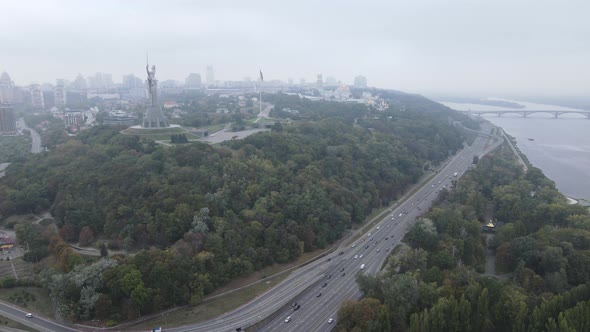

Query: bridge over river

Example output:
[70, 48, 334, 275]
[466, 109, 590, 119]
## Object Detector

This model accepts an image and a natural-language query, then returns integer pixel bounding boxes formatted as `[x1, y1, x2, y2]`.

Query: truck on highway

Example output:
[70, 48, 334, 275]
[360, 264, 365, 270]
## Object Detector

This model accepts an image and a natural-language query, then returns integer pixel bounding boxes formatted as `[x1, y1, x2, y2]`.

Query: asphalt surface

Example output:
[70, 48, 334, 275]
[160, 122, 502, 332]
[17, 118, 43, 153]
[0, 121, 501, 332]
[0, 300, 79, 332]
[258, 122, 502, 332]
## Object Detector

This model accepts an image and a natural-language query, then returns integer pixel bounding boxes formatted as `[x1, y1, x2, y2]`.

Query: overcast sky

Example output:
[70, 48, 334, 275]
[2, 0, 589, 96]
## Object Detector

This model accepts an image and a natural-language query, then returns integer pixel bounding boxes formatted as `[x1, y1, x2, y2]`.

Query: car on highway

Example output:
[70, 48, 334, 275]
[359, 254, 363, 258]
[354, 255, 358, 259]
[360, 264, 365, 270]
[294, 304, 301, 311]
[367, 233, 371, 237]
[328, 318, 335, 324]
[399, 213, 403, 217]
[387, 224, 390, 228]
[292, 302, 297, 307]
[284, 316, 292, 323]
[322, 283, 327, 287]
[376, 226, 380, 230]
[377, 249, 381, 253]
[339, 251, 344, 255]
[327, 274, 332, 279]
[25, 313, 33, 318]
[342, 272, 346, 276]
[351, 244, 356, 248]
[316, 293, 322, 297]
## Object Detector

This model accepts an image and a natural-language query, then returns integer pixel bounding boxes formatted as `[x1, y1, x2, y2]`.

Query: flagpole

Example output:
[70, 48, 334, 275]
[259, 69, 263, 117]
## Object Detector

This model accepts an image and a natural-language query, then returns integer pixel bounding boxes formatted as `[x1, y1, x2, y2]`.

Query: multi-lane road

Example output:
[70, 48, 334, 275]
[164, 121, 501, 332]
[0, 121, 501, 332]
[258, 121, 501, 332]
[0, 300, 79, 332]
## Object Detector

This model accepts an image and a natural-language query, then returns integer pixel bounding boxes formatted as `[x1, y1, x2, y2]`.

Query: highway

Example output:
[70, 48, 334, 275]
[0, 121, 501, 332]
[161, 121, 502, 332]
[257, 121, 502, 332]
[0, 300, 79, 332]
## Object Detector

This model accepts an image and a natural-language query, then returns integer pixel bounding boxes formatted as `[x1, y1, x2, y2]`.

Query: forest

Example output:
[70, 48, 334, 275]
[335, 147, 590, 332]
[0, 95, 470, 322]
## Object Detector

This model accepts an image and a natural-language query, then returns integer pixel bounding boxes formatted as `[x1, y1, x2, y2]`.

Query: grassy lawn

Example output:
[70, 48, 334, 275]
[0, 314, 38, 332]
[198, 123, 226, 133]
[132, 274, 288, 330]
[0, 287, 54, 319]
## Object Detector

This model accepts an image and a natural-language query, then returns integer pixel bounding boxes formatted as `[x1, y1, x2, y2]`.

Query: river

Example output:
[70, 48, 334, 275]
[439, 99, 590, 202]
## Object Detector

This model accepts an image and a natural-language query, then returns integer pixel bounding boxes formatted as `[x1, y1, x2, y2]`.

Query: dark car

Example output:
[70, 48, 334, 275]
[342, 272, 346, 276]
[339, 251, 344, 255]
[317, 292, 322, 297]
[322, 283, 327, 287]
[341, 267, 345, 272]
[294, 304, 301, 311]
[327, 274, 332, 279]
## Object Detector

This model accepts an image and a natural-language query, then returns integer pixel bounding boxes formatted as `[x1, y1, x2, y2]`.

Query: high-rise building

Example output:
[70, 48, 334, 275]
[316, 74, 323, 88]
[206, 66, 215, 85]
[123, 74, 143, 89]
[0, 72, 14, 103]
[185, 73, 202, 88]
[30, 84, 45, 109]
[0, 104, 16, 134]
[71, 74, 87, 90]
[54, 79, 66, 108]
[88, 73, 113, 89]
[354, 75, 367, 88]
[325, 76, 337, 86]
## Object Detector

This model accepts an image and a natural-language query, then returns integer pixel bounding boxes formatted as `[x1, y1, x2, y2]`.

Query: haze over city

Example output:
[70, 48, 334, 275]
[2, 0, 590, 96]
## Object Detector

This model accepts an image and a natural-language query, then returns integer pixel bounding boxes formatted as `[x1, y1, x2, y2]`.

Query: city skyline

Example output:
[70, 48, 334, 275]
[2, 1, 590, 96]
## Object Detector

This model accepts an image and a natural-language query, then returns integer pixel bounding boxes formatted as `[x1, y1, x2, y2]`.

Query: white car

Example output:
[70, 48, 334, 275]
[354, 255, 358, 259]
[285, 316, 292, 323]
[359, 254, 363, 258]
[328, 318, 335, 324]
[367, 233, 371, 237]
[351, 244, 356, 248]
[376, 226, 380, 230]
[25, 313, 33, 318]
[399, 213, 402, 217]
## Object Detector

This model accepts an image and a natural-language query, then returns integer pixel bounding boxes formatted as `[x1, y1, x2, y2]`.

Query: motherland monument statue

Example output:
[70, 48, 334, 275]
[142, 57, 169, 128]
